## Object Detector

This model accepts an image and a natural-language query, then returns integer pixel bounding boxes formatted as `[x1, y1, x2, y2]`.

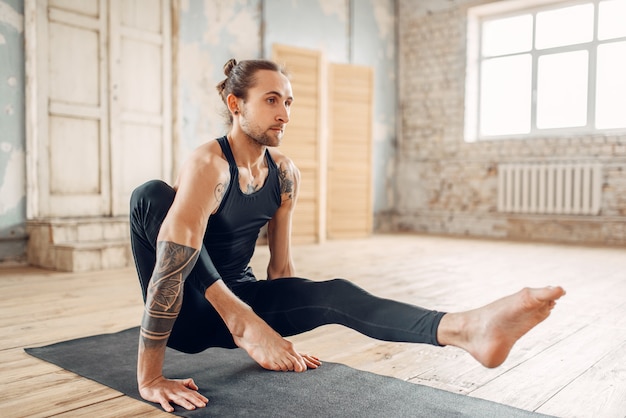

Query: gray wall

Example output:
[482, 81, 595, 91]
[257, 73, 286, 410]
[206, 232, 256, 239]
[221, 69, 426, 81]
[0, 0, 26, 263]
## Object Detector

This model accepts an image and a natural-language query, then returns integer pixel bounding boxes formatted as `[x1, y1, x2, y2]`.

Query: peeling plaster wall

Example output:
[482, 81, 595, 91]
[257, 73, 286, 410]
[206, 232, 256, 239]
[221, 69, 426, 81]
[263, 0, 349, 62]
[0, 0, 26, 263]
[352, 0, 396, 213]
[177, 0, 262, 166]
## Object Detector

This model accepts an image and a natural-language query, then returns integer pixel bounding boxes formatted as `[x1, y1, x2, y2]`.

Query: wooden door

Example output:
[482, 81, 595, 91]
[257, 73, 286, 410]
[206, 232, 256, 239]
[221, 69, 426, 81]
[26, 0, 172, 219]
[270, 46, 374, 241]
[327, 63, 374, 238]
[272, 45, 325, 243]
[28, 0, 111, 217]
[109, 0, 172, 215]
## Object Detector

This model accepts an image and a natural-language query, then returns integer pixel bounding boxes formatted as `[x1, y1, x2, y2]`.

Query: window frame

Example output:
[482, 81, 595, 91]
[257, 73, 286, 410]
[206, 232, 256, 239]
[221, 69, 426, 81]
[464, 0, 626, 142]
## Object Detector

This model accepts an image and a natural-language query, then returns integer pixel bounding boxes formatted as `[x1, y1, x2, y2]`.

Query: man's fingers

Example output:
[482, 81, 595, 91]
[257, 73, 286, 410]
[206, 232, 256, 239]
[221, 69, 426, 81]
[159, 398, 175, 413]
[182, 377, 199, 391]
[177, 380, 208, 407]
[148, 379, 208, 412]
[184, 392, 208, 409]
[173, 393, 207, 411]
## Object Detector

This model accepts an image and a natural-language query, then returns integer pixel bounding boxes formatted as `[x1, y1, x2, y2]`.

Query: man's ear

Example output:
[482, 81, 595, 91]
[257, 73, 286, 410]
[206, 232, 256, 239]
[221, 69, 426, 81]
[226, 94, 240, 115]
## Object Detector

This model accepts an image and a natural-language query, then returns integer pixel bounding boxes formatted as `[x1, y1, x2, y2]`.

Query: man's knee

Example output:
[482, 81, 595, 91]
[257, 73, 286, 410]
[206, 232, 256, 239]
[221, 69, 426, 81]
[129, 180, 176, 233]
[130, 180, 175, 211]
[325, 278, 372, 304]
[328, 277, 359, 291]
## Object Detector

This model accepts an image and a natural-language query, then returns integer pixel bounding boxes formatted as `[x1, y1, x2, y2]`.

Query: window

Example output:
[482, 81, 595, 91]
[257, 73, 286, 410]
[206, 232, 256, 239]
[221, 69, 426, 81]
[465, 0, 626, 141]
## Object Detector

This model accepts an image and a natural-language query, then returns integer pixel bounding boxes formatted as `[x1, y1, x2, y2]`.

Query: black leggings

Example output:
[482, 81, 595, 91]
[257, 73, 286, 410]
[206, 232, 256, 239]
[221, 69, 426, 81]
[130, 180, 445, 354]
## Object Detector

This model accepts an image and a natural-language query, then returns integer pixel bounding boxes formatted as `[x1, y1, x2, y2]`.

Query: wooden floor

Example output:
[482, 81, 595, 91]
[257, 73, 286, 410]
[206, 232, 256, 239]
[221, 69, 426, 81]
[1, 234, 625, 417]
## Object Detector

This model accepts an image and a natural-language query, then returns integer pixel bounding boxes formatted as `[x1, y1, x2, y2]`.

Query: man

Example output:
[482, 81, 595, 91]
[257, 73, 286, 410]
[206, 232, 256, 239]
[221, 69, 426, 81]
[130, 58, 565, 413]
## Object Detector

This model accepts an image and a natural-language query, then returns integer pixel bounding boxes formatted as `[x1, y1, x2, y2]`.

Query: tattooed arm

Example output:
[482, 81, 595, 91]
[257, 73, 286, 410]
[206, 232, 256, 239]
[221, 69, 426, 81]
[136, 146, 228, 412]
[266, 156, 300, 279]
[140, 242, 198, 346]
[138, 144, 313, 412]
[137, 242, 206, 412]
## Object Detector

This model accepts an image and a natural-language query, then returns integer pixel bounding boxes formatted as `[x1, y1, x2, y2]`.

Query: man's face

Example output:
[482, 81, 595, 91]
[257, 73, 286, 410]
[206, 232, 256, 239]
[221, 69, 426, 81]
[239, 70, 293, 147]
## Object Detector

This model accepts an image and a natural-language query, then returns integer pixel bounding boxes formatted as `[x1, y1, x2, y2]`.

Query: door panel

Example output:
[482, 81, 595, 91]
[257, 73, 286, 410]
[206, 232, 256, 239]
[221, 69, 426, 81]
[49, 0, 98, 16]
[110, 0, 171, 215]
[270, 46, 374, 241]
[327, 63, 373, 238]
[120, 40, 162, 113]
[121, 0, 162, 32]
[120, 123, 163, 193]
[48, 22, 100, 105]
[33, 0, 110, 217]
[272, 45, 324, 244]
[49, 116, 101, 194]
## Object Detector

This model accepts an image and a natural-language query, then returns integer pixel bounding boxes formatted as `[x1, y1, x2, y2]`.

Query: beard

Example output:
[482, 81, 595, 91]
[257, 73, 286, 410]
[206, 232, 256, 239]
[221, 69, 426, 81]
[239, 109, 284, 147]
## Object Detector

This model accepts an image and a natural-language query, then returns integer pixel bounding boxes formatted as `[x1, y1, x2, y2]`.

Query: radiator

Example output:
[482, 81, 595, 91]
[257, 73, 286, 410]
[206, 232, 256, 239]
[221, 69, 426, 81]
[498, 163, 602, 215]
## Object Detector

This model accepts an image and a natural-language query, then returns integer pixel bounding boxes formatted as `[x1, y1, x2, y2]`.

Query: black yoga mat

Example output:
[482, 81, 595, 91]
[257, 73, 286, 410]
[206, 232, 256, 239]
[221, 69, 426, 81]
[26, 327, 550, 417]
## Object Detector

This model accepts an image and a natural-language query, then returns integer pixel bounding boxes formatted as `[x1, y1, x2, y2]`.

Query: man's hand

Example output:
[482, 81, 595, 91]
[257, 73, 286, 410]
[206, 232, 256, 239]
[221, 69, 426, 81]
[139, 375, 208, 413]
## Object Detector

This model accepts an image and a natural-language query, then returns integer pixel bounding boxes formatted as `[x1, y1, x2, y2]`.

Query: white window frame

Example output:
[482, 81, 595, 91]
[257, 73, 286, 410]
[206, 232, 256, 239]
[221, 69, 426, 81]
[465, 0, 626, 142]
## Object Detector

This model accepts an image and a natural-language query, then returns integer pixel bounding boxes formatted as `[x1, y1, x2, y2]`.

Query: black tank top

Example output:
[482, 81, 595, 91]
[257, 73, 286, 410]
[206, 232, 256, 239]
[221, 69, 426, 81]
[202, 136, 281, 285]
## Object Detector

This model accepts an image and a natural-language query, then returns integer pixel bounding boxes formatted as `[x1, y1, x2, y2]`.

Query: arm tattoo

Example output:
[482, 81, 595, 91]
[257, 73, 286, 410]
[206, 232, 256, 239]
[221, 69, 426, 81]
[140, 241, 199, 349]
[278, 165, 294, 200]
[214, 182, 226, 203]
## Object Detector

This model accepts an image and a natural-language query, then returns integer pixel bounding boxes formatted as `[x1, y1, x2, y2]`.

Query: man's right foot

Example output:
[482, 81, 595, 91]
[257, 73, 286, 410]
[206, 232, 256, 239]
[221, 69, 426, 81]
[437, 286, 566, 368]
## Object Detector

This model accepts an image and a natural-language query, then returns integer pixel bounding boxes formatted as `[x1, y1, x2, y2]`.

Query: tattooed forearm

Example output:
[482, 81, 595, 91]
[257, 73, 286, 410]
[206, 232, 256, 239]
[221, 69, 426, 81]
[278, 164, 294, 200]
[140, 241, 199, 349]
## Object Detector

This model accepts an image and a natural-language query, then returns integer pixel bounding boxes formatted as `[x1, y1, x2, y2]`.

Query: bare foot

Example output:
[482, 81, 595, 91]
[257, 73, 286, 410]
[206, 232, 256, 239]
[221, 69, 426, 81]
[437, 286, 566, 368]
[204, 281, 320, 372]
[232, 314, 312, 372]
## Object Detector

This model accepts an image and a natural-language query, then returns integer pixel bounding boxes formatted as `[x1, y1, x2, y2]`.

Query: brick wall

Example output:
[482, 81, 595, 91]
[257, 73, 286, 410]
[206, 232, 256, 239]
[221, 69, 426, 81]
[382, 0, 626, 246]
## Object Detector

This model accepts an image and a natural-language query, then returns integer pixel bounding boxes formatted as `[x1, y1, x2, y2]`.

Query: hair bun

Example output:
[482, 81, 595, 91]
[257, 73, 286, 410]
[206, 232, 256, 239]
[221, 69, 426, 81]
[216, 79, 227, 94]
[223, 58, 237, 77]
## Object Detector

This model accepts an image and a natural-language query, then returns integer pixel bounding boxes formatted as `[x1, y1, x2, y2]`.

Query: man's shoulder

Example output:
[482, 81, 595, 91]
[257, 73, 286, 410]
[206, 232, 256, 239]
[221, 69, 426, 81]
[268, 147, 296, 169]
[268, 148, 300, 194]
[191, 139, 228, 164]
[183, 139, 230, 179]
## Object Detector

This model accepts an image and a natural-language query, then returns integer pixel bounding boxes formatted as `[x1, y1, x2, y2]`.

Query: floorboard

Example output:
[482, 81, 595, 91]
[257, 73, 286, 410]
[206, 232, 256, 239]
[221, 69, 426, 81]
[1, 234, 625, 418]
